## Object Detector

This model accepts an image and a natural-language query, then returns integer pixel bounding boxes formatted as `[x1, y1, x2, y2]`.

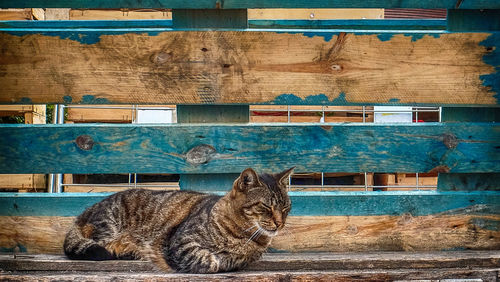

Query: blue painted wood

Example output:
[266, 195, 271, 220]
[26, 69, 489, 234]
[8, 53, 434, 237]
[438, 173, 500, 191]
[0, 19, 446, 30]
[447, 9, 500, 31]
[248, 19, 447, 30]
[1, 191, 498, 216]
[0, 123, 498, 174]
[437, 107, 500, 191]
[173, 9, 247, 29]
[0, 0, 499, 9]
[177, 105, 249, 190]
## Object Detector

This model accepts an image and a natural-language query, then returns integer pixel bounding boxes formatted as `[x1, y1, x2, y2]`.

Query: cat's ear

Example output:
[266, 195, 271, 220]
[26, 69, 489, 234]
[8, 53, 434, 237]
[236, 168, 262, 192]
[276, 167, 295, 188]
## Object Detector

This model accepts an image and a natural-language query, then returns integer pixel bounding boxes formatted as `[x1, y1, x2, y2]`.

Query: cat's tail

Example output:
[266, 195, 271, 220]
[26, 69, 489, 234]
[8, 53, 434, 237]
[63, 224, 115, 261]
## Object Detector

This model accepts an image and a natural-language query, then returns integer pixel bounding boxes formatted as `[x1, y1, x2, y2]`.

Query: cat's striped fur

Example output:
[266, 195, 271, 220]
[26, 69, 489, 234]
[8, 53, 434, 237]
[64, 167, 294, 273]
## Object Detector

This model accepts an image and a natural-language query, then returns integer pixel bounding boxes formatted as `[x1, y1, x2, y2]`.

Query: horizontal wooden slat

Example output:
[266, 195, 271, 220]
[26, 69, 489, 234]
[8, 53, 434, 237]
[0, 24, 498, 106]
[0, 123, 498, 174]
[1, 123, 498, 174]
[1, 191, 499, 217]
[0, 0, 499, 9]
[1, 252, 499, 271]
[0, 210, 498, 253]
[2, 269, 499, 282]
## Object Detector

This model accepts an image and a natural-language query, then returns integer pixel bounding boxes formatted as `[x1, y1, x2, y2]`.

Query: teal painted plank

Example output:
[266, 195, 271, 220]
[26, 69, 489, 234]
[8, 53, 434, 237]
[0, 19, 446, 30]
[438, 173, 500, 191]
[177, 105, 249, 189]
[0, 191, 498, 216]
[249, 19, 447, 30]
[438, 107, 500, 191]
[447, 9, 500, 31]
[173, 9, 247, 29]
[0, 0, 499, 9]
[0, 123, 498, 174]
[441, 107, 500, 122]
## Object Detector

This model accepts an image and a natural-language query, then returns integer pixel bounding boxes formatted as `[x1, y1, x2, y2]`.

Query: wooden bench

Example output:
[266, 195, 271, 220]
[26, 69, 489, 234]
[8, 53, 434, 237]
[0, 0, 499, 280]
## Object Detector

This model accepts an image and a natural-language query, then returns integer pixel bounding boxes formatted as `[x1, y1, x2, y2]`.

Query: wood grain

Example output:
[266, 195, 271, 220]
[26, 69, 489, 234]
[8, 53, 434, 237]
[0, 214, 498, 254]
[0, 0, 499, 9]
[1, 252, 499, 271]
[1, 269, 498, 282]
[0, 30, 497, 106]
[0, 123, 498, 174]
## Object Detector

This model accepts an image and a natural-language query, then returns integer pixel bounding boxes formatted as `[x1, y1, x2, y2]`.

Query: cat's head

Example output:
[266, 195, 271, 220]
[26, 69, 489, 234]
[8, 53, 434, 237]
[230, 167, 295, 236]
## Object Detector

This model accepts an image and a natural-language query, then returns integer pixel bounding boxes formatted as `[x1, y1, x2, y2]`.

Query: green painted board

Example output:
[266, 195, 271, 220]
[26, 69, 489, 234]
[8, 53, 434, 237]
[0, 0, 499, 9]
[179, 173, 240, 191]
[0, 123, 498, 174]
[438, 173, 500, 191]
[172, 9, 247, 29]
[177, 105, 250, 123]
[447, 9, 500, 31]
[441, 107, 500, 122]
[0, 191, 499, 217]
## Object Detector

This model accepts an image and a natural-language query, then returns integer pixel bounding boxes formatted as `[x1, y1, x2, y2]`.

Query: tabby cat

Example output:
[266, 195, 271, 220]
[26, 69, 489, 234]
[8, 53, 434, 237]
[63, 167, 294, 273]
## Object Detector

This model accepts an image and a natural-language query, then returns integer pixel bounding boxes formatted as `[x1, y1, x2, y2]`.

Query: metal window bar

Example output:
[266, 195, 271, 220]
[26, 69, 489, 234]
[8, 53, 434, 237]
[273, 106, 440, 192]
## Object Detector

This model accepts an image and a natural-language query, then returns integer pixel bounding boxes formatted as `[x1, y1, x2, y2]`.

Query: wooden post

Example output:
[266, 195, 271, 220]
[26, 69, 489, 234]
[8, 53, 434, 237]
[173, 8, 249, 191]
[438, 107, 499, 191]
[177, 105, 249, 191]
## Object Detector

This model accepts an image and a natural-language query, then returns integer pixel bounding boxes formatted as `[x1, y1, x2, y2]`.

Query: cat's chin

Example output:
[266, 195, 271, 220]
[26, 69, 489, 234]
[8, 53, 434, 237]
[262, 229, 278, 237]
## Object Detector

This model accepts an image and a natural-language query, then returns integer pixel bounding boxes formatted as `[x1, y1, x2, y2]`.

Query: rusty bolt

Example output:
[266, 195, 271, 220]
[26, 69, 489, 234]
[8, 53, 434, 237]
[76, 135, 94, 151]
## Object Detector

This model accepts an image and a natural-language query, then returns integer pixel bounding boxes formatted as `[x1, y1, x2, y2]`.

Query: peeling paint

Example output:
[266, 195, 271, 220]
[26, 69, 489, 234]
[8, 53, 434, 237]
[479, 33, 500, 104]
[80, 95, 111, 104]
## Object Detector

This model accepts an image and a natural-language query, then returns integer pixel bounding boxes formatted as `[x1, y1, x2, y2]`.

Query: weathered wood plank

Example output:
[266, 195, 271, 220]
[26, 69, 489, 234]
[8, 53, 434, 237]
[0, 0, 499, 9]
[1, 191, 499, 217]
[0, 27, 498, 106]
[1, 252, 499, 272]
[0, 123, 498, 174]
[1, 269, 498, 282]
[0, 213, 498, 254]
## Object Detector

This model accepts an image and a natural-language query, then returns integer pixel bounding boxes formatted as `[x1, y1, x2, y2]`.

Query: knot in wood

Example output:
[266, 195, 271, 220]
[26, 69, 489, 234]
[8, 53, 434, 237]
[442, 133, 458, 149]
[330, 64, 342, 71]
[151, 51, 171, 65]
[185, 144, 216, 165]
[75, 135, 94, 151]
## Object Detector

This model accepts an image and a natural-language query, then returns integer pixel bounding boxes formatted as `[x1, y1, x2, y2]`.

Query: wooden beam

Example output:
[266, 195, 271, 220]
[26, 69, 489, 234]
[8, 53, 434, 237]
[0, 212, 498, 253]
[0, 123, 498, 174]
[1, 252, 499, 271]
[0, 0, 499, 9]
[0, 24, 498, 106]
[1, 269, 498, 281]
[70, 9, 171, 20]
[248, 9, 384, 19]
[0, 9, 32, 20]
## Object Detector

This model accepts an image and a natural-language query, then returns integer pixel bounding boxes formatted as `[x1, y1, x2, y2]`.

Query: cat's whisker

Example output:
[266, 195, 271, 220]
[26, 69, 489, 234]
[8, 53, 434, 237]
[245, 227, 264, 245]
[243, 224, 258, 233]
